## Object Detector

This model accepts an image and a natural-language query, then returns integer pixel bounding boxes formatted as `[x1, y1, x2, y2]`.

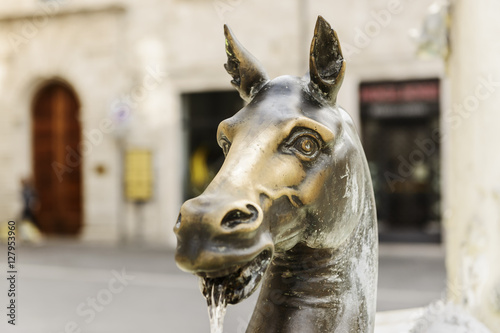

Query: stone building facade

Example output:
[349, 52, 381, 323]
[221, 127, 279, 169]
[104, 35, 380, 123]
[0, 0, 442, 247]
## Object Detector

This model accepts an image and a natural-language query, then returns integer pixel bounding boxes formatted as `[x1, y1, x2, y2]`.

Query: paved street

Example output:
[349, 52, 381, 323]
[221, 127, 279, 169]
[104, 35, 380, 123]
[0, 240, 446, 333]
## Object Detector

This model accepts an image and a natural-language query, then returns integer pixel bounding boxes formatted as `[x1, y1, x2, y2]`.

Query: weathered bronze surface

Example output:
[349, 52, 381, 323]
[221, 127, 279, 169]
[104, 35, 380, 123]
[174, 16, 378, 332]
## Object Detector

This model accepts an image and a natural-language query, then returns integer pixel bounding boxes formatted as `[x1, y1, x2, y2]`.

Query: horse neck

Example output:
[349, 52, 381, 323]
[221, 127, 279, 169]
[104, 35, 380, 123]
[246, 202, 377, 333]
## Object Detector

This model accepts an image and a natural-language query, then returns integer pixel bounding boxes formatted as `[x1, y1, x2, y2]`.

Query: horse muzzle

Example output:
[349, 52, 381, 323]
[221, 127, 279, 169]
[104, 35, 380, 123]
[174, 195, 273, 275]
[174, 194, 274, 303]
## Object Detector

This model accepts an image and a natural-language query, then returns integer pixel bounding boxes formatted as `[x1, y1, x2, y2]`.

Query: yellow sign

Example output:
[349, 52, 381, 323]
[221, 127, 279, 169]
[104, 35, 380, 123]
[124, 150, 153, 201]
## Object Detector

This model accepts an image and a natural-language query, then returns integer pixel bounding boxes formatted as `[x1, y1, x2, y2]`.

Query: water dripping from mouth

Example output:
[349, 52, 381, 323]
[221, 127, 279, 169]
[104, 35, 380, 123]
[199, 250, 273, 332]
[202, 278, 228, 333]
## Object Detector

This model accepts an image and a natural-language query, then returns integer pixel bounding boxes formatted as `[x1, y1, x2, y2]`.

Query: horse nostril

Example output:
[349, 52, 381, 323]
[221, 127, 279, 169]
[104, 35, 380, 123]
[221, 204, 259, 229]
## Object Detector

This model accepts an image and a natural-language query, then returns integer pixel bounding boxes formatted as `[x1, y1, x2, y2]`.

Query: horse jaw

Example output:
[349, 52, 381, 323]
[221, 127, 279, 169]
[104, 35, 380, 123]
[245, 199, 378, 333]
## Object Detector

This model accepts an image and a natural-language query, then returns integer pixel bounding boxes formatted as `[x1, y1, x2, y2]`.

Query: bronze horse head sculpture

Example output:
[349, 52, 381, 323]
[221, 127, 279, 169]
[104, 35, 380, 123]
[174, 16, 378, 333]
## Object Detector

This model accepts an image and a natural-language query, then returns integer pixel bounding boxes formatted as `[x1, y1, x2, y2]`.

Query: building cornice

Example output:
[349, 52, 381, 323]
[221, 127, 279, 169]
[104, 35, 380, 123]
[0, 4, 126, 23]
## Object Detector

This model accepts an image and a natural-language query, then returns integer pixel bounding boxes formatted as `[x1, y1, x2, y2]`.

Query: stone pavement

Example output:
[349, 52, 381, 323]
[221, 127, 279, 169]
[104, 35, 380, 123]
[0, 240, 446, 333]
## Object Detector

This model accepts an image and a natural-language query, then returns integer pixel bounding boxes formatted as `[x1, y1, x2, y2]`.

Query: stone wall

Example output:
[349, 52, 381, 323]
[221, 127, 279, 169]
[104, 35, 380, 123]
[0, 0, 442, 246]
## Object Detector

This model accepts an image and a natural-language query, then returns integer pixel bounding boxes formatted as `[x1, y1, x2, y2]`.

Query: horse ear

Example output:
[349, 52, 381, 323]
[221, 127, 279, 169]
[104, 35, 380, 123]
[224, 25, 269, 102]
[309, 16, 346, 106]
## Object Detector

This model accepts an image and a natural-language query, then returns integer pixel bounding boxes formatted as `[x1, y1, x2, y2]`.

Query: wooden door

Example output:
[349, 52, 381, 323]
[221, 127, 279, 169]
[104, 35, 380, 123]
[32, 82, 82, 235]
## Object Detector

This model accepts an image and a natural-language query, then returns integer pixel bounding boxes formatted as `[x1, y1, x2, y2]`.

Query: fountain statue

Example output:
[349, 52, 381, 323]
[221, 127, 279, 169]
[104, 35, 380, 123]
[174, 16, 378, 333]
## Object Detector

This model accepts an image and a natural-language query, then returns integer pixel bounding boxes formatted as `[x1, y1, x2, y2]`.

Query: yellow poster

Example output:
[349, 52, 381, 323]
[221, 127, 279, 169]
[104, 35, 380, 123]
[124, 150, 153, 201]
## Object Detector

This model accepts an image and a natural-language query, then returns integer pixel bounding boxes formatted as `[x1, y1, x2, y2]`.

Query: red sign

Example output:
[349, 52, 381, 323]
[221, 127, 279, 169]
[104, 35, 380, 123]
[360, 80, 439, 104]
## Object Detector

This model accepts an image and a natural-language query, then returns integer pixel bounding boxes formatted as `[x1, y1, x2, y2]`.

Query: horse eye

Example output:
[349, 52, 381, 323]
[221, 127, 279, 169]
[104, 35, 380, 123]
[294, 136, 319, 157]
[220, 139, 231, 156]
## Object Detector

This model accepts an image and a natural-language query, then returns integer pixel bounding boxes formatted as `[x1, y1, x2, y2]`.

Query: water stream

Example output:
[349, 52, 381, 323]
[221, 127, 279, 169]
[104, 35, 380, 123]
[202, 278, 228, 333]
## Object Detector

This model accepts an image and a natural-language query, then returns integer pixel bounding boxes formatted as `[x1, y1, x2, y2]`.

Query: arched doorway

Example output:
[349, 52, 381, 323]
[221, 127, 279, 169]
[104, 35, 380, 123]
[32, 81, 83, 235]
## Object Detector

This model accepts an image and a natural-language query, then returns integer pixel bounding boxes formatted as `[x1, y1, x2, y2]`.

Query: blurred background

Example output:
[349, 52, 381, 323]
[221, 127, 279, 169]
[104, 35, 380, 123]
[0, 0, 499, 332]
